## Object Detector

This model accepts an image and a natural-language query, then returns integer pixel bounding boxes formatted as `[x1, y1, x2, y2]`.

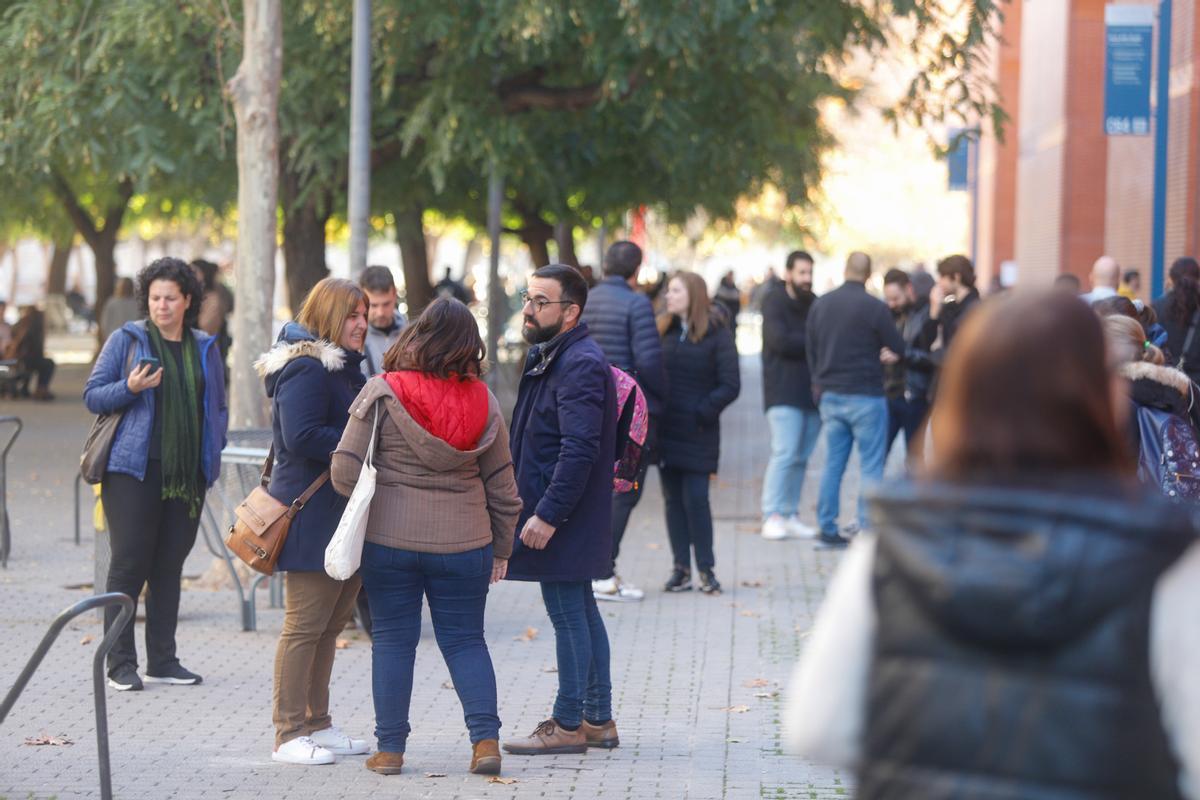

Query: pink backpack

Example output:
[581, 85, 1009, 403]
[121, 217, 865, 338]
[611, 366, 649, 493]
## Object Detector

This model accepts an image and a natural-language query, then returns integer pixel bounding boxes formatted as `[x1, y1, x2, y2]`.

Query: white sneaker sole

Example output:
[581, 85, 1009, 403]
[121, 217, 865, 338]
[106, 678, 141, 692]
[594, 591, 643, 603]
[317, 743, 370, 756]
[271, 751, 336, 766]
[144, 675, 200, 685]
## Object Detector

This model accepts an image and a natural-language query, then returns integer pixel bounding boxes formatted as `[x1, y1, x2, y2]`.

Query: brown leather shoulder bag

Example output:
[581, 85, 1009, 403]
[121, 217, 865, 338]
[225, 449, 328, 575]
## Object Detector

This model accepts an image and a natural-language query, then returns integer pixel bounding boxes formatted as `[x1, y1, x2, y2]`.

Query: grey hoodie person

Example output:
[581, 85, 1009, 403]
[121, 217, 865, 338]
[361, 309, 407, 377]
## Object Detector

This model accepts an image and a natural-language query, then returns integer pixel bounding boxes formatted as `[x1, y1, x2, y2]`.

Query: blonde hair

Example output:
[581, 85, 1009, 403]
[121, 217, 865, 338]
[296, 278, 366, 347]
[656, 271, 711, 343]
[1103, 314, 1164, 367]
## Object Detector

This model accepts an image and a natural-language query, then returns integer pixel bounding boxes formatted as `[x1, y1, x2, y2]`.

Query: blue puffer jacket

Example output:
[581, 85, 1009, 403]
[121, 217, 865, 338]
[580, 276, 667, 415]
[256, 322, 366, 573]
[83, 320, 228, 486]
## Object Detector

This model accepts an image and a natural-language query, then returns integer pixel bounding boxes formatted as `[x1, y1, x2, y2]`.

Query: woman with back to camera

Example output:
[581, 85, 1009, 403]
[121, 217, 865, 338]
[257, 277, 369, 766]
[331, 297, 522, 777]
[656, 271, 740, 595]
[83, 257, 228, 691]
[784, 291, 1200, 799]
[1154, 256, 1200, 383]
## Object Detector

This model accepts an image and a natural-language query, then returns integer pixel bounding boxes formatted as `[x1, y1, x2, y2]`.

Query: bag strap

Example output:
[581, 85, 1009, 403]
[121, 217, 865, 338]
[1180, 310, 1200, 371]
[287, 470, 330, 517]
[364, 403, 380, 469]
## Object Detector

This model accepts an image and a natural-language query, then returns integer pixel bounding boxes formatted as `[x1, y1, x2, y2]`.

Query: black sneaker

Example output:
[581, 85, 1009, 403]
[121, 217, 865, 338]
[107, 663, 143, 692]
[144, 663, 202, 686]
[698, 570, 722, 595]
[815, 533, 850, 549]
[663, 567, 692, 592]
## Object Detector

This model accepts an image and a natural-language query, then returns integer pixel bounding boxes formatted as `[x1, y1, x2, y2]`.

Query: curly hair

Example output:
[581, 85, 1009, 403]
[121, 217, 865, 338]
[136, 257, 203, 329]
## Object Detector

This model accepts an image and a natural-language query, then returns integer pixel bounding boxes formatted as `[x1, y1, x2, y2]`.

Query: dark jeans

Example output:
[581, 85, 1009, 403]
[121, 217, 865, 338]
[101, 461, 201, 674]
[15, 356, 55, 394]
[661, 467, 715, 573]
[541, 582, 612, 728]
[886, 394, 929, 461]
[359, 541, 499, 753]
[604, 418, 658, 579]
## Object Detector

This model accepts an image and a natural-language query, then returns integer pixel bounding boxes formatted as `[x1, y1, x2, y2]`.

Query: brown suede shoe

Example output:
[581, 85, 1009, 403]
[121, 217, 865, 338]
[365, 751, 404, 775]
[581, 719, 620, 749]
[502, 719, 588, 755]
[470, 739, 502, 774]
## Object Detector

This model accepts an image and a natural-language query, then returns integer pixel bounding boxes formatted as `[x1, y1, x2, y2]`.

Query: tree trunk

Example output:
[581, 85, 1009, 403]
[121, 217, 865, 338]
[554, 222, 580, 268]
[396, 204, 433, 316]
[226, 0, 283, 430]
[280, 166, 330, 312]
[514, 204, 553, 268]
[46, 234, 72, 295]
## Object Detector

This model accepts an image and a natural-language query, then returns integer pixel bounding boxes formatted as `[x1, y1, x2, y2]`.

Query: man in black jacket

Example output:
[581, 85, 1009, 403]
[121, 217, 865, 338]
[923, 254, 980, 353]
[805, 252, 906, 547]
[580, 241, 666, 602]
[882, 269, 934, 463]
[760, 251, 822, 541]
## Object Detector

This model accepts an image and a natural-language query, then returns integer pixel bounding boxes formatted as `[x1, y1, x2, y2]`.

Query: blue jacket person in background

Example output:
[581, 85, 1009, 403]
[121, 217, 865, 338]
[503, 264, 621, 757]
[84, 257, 228, 692]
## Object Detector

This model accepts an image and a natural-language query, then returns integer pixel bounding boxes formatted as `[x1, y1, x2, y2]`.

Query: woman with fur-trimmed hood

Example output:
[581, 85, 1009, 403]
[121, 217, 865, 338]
[1104, 314, 1200, 500]
[256, 278, 370, 767]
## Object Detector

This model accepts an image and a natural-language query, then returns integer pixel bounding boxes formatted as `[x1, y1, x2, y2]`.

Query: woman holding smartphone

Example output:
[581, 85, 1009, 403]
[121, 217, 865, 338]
[83, 257, 228, 692]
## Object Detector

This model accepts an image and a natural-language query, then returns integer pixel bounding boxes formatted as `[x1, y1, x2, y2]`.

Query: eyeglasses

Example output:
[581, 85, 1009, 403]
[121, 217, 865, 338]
[520, 290, 575, 312]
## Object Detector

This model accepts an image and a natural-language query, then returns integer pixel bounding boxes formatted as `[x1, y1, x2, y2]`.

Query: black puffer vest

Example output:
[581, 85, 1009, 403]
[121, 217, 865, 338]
[861, 480, 1194, 800]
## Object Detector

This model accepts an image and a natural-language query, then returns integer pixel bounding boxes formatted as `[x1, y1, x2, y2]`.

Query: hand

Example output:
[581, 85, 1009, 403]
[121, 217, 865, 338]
[928, 285, 944, 320]
[126, 364, 164, 394]
[880, 347, 901, 365]
[491, 558, 508, 584]
[519, 515, 557, 550]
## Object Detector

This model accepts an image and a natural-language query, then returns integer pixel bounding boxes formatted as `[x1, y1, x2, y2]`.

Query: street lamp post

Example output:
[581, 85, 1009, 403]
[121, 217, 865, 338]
[348, 0, 371, 277]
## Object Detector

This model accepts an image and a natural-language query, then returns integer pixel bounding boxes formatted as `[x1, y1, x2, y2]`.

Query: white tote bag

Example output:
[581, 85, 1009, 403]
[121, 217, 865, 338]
[325, 404, 379, 580]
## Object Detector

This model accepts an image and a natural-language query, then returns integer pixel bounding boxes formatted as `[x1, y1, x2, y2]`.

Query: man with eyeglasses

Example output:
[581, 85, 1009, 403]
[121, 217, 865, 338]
[503, 264, 622, 757]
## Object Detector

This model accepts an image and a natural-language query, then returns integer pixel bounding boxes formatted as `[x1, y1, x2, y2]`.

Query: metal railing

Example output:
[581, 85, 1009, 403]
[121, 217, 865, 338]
[0, 592, 134, 800]
[0, 415, 22, 568]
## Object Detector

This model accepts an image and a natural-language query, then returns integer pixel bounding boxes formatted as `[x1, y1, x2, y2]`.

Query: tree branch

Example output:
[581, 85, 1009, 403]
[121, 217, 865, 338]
[49, 170, 101, 248]
[499, 68, 641, 114]
[100, 176, 136, 243]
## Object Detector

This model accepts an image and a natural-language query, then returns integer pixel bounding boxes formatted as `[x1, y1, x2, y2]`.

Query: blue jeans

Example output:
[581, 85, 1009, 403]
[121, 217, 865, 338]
[886, 395, 929, 464]
[816, 392, 888, 534]
[359, 541, 499, 753]
[760, 406, 823, 518]
[540, 582, 613, 728]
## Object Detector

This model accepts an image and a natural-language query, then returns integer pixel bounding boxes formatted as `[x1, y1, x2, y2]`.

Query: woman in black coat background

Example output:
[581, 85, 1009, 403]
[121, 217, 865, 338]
[657, 271, 741, 594]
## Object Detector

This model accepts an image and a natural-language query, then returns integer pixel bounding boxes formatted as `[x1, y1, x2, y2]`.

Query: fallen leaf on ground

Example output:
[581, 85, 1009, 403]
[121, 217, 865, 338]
[721, 705, 751, 713]
[754, 691, 779, 699]
[541, 666, 558, 673]
[79, 635, 94, 645]
[24, 735, 72, 746]
[441, 680, 454, 690]
[645, 542, 662, 550]
[488, 776, 518, 784]
[743, 678, 769, 688]
[335, 639, 351, 649]
[738, 610, 761, 618]
[726, 737, 745, 743]
[515, 626, 539, 642]
[424, 772, 447, 778]
[740, 580, 765, 588]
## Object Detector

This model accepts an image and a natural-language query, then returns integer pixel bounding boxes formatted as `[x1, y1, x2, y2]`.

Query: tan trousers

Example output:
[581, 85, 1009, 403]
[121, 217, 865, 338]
[272, 570, 362, 747]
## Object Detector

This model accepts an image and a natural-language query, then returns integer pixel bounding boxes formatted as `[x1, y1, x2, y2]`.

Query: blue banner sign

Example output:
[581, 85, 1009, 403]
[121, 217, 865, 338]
[1104, 4, 1155, 136]
[947, 128, 970, 191]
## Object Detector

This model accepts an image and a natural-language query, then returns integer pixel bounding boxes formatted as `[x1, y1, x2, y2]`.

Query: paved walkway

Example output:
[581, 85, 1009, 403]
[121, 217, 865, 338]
[0, 357, 873, 799]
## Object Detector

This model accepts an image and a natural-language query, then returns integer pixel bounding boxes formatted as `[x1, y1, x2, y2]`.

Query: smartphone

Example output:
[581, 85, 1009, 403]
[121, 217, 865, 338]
[137, 357, 161, 372]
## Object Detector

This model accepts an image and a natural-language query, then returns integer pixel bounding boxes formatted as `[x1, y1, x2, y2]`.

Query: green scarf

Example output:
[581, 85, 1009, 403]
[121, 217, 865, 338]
[148, 322, 204, 518]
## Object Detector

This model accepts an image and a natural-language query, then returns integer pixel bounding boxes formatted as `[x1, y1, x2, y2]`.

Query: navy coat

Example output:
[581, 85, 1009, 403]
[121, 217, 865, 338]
[659, 317, 741, 475]
[506, 323, 617, 583]
[580, 276, 668, 415]
[257, 322, 366, 573]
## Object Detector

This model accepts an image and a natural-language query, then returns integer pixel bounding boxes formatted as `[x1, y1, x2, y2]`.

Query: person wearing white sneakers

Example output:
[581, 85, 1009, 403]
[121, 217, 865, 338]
[760, 251, 821, 541]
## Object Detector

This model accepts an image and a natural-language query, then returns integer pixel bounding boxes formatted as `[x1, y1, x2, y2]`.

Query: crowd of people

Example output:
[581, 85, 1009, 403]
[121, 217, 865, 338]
[73, 240, 1200, 792]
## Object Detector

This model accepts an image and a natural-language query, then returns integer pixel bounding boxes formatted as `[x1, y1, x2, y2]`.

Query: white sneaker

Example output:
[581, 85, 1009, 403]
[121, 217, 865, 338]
[310, 725, 370, 755]
[785, 517, 818, 539]
[272, 736, 336, 766]
[761, 515, 790, 540]
[593, 575, 645, 602]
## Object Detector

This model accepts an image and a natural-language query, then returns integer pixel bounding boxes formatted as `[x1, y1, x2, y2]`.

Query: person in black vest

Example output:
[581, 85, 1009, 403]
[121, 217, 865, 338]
[759, 250, 821, 541]
[785, 290, 1200, 799]
[657, 271, 740, 594]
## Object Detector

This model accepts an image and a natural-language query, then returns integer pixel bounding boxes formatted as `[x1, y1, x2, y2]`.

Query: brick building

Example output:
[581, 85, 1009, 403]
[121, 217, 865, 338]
[975, 0, 1200, 297]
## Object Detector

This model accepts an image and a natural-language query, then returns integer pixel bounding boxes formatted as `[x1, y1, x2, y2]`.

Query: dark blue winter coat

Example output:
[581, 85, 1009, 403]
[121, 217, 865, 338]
[84, 320, 227, 486]
[659, 316, 741, 475]
[580, 276, 667, 415]
[506, 323, 617, 583]
[258, 322, 366, 573]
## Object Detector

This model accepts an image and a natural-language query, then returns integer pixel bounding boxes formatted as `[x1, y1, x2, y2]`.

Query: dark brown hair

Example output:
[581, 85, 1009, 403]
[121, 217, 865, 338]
[929, 291, 1131, 481]
[656, 271, 712, 343]
[382, 296, 485, 379]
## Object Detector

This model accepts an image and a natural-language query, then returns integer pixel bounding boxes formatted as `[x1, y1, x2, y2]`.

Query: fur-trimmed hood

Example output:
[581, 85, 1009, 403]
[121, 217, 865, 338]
[1120, 361, 1193, 417]
[255, 322, 363, 398]
[1120, 361, 1191, 396]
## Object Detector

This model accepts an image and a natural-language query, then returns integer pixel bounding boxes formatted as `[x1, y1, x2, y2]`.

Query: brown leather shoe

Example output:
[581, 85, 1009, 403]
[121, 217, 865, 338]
[365, 751, 404, 775]
[470, 739, 502, 774]
[581, 719, 620, 749]
[502, 719, 588, 755]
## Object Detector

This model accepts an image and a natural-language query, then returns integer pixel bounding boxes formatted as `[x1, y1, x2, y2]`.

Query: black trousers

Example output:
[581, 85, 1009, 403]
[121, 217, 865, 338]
[660, 467, 715, 573]
[14, 356, 55, 394]
[604, 417, 658, 580]
[101, 461, 201, 674]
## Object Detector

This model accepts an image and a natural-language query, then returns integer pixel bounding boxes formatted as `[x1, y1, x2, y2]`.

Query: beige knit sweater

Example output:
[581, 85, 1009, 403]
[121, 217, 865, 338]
[330, 377, 521, 559]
